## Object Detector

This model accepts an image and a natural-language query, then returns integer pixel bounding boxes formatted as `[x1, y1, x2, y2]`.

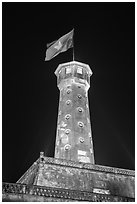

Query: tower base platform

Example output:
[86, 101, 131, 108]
[2, 155, 135, 202]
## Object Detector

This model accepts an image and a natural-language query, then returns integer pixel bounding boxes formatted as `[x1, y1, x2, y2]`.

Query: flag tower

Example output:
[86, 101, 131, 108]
[2, 30, 135, 202]
[54, 61, 95, 164]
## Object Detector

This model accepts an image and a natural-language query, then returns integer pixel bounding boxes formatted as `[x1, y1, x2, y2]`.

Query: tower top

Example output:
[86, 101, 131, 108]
[54, 61, 92, 76]
[55, 61, 93, 91]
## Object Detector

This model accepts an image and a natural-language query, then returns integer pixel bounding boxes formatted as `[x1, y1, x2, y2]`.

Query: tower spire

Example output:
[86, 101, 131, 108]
[54, 61, 94, 164]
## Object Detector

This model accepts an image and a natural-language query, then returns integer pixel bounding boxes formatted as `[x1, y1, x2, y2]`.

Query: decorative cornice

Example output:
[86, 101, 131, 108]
[16, 156, 134, 186]
[2, 182, 134, 202]
[42, 156, 135, 177]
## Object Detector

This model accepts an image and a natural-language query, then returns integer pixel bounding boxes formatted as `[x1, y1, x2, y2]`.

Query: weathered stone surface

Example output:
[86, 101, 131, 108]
[2, 182, 134, 202]
[54, 61, 95, 164]
[3, 61, 135, 202]
[15, 156, 134, 201]
[2, 193, 74, 202]
[16, 158, 40, 186]
[38, 164, 134, 198]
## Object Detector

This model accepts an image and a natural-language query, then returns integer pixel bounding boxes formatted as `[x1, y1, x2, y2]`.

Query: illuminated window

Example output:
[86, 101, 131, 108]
[77, 150, 90, 163]
[93, 188, 110, 195]
[78, 156, 90, 163]
[66, 67, 71, 74]
[90, 148, 93, 153]
[77, 67, 82, 74]
[78, 150, 87, 156]
[58, 70, 61, 81]
[89, 133, 91, 138]
[61, 135, 68, 144]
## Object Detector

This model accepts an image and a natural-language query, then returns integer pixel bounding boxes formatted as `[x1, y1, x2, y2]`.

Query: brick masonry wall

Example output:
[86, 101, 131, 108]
[55, 61, 94, 164]
[36, 160, 134, 199]
[16, 156, 135, 200]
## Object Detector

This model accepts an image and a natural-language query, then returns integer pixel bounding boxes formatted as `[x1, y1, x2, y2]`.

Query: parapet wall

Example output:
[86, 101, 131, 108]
[2, 182, 134, 202]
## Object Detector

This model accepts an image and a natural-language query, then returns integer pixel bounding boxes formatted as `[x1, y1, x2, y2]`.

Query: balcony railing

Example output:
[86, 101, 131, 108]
[2, 182, 134, 202]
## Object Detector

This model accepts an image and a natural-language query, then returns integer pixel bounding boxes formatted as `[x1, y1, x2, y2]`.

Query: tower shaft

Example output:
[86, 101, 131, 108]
[55, 61, 94, 164]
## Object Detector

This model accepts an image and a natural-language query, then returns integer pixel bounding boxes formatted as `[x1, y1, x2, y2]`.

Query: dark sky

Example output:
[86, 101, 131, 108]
[3, 2, 135, 183]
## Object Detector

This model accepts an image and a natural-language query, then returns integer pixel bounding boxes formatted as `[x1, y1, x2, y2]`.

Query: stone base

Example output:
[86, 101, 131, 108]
[2, 156, 135, 202]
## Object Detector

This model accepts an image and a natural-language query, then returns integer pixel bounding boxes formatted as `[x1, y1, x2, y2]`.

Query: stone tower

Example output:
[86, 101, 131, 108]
[54, 61, 94, 164]
[3, 60, 135, 202]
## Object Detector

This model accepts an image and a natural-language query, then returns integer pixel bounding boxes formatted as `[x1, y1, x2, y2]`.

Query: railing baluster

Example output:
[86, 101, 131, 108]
[2, 182, 134, 202]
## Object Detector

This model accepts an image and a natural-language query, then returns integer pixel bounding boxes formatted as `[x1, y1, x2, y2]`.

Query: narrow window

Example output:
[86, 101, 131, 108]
[77, 67, 82, 74]
[61, 135, 68, 144]
[90, 148, 93, 153]
[66, 67, 71, 74]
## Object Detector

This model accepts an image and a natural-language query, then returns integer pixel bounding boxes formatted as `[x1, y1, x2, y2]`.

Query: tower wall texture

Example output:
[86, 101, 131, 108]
[54, 61, 94, 164]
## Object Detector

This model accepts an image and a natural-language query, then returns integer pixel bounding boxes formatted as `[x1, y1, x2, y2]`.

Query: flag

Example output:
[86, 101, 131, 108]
[45, 29, 74, 61]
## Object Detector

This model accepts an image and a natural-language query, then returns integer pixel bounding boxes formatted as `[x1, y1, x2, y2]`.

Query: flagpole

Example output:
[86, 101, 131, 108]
[73, 28, 74, 61]
[73, 47, 74, 61]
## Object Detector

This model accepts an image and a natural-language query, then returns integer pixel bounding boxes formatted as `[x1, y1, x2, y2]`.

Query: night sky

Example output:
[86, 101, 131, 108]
[3, 2, 135, 183]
